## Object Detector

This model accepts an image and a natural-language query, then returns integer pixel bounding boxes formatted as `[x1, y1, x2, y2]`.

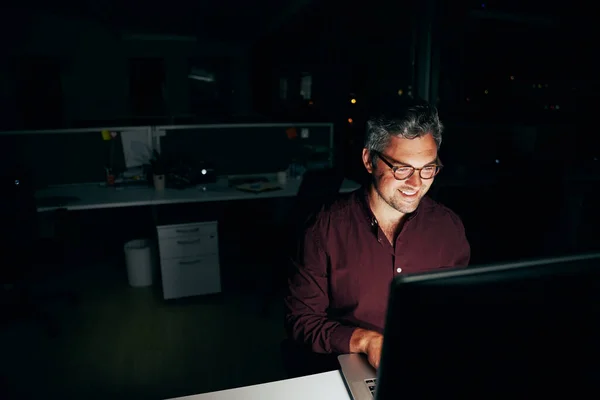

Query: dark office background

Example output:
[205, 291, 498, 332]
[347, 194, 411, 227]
[2, 0, 599, 399]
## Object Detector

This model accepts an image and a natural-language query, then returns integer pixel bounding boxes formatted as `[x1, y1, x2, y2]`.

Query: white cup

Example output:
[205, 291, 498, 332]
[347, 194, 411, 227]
[277, 171, 287, 185]
[153, 174, 166, 191]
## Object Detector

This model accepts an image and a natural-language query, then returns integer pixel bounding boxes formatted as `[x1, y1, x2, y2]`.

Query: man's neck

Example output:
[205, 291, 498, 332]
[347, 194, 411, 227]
[367, 185, 406, 231]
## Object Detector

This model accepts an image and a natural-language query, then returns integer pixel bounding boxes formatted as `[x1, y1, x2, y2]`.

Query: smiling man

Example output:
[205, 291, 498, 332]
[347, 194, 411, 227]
[284, 101, 470, 373]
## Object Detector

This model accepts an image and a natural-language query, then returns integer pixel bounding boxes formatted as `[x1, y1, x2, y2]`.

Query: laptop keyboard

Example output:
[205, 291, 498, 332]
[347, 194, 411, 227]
[365, 378, 377, 397]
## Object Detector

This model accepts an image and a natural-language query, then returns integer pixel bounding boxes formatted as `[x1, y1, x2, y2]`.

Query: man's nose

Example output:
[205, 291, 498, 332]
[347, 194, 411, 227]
[405, 171, 422, 188]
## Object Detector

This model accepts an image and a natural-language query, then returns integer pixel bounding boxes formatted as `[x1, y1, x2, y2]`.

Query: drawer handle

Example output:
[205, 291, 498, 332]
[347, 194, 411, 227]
[176, 227, 200, 233]
[179, 259, 202, 265]
[177, 239, 202, 245]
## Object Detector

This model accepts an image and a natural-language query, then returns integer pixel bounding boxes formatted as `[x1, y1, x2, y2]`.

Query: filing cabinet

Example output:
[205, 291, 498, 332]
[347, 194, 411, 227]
[157, 221, 221, 299]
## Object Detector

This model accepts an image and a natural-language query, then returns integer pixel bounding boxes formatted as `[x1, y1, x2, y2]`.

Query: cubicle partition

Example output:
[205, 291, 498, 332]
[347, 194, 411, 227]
[0, 126, 152, 187]
[155, 123, 334, 175]
[0, 123, 334, 187]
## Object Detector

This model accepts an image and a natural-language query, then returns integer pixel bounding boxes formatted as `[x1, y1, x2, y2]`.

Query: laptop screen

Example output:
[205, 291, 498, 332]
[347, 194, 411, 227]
[376, 253, 600, 399]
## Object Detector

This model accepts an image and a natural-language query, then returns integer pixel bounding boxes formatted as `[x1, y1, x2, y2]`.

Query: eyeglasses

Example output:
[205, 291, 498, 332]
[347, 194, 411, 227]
[375, 151, 443, 180]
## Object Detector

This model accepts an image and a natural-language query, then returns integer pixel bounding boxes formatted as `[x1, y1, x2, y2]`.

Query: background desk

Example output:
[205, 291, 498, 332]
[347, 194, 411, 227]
[33, 176, 362, 298]
[168, 371, 350, 400]
[35, 176, 361, 212]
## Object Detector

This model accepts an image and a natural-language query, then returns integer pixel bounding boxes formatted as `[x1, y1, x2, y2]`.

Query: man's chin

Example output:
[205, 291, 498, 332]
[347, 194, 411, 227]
[396, 204, 419, 215]
[392, 196, 422, 214]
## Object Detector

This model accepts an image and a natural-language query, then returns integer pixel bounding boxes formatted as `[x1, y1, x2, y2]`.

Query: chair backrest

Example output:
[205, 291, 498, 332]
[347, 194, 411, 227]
[295, 167, 344, 218]
[280, 168, 344, 258]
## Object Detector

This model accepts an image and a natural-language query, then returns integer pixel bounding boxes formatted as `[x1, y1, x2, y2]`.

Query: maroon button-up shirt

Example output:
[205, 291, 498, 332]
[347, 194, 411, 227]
[284, 187, 470, 355]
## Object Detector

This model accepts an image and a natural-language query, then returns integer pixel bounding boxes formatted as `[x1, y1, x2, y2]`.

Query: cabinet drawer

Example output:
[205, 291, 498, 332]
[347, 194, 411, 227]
[157, 222, 217, 240]
[160, 256, 221, 299]
[158, 232, 218, 260]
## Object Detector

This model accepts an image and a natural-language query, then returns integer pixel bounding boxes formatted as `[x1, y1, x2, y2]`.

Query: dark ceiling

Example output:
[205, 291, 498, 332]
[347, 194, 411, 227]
[4, 0, 591, 53]
[8, 0, 316, 45]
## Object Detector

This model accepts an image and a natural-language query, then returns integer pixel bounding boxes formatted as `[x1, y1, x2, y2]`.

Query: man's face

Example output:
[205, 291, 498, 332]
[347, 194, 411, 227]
[362, 133, 439, 215]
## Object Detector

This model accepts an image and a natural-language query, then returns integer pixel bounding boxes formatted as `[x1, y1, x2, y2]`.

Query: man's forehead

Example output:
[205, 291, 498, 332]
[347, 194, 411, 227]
[385, 134, 438, 157]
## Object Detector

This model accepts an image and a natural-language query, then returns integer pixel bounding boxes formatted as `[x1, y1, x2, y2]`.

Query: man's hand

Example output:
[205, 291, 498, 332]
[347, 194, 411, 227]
[350, 328, 384, 369]
[364, 332, 384, 369]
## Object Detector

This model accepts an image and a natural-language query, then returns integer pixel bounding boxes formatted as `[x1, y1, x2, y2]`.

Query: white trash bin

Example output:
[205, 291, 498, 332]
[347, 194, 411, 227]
[124, 239, 154, 288]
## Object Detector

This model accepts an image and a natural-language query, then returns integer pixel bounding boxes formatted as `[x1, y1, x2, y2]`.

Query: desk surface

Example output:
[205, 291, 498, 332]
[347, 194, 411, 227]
[167, 370, 350, 400]
[36, 177, 361, 212]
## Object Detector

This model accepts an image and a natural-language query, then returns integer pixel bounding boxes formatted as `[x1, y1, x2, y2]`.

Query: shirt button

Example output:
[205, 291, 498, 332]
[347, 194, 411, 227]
[396, 267, 402, 273]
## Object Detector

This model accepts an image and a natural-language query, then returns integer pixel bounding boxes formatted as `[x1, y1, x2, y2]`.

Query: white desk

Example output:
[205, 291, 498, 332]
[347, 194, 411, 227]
[167, 370, 350, 400]
[35, 177, 361, 212]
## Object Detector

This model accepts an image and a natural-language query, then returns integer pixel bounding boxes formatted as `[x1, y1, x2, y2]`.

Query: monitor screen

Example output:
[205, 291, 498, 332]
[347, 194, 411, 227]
[377, 253, 600, 398]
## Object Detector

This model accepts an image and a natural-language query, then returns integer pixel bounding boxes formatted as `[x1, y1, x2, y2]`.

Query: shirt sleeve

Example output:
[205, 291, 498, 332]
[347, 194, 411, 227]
[284, 218, 357, 354]
[446, 211, 471, 267]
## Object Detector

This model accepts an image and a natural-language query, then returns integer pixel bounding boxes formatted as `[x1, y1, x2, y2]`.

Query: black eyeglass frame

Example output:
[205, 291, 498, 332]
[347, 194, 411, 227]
[374, 151, 444, 180]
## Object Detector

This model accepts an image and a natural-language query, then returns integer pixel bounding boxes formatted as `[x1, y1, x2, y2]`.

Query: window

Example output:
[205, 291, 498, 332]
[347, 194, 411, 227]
[300, 73, 312, 100]
[279, 78, 288, 100]
[436, 5, 583, 124]
[188, 57, 232, 119]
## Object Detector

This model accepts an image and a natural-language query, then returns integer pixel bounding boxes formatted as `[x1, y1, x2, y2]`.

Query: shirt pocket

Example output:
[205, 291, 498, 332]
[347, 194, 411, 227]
[402, 241, 449, 272]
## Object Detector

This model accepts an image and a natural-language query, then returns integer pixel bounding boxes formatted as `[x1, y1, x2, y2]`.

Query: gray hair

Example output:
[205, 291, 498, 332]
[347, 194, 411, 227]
[365, 103, 443, 165]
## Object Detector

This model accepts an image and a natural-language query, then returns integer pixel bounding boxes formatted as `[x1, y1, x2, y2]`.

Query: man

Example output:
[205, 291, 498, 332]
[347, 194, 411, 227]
[284, 101, 470, 372]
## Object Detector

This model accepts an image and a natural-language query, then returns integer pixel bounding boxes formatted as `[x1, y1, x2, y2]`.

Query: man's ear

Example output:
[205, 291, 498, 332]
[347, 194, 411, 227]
[362, 148, 374, 174]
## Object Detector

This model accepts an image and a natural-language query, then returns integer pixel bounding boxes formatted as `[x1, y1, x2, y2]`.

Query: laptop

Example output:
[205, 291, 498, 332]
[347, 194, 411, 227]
[339, 252, 600, 399]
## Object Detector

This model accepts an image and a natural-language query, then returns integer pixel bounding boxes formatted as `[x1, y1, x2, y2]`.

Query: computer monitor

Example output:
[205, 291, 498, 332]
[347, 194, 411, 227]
[376, 253, 600, 399]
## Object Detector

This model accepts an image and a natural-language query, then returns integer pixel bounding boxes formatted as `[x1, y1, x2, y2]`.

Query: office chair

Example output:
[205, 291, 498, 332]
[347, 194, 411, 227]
[290, 167, 345, 234]
[259, 167, 345, 316]
[279, 169, 355, 377]
[0, 166, 77, 337]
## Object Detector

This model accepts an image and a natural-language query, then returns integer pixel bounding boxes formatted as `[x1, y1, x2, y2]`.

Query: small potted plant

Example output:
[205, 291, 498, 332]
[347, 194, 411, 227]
[150, 149, 166, 191]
